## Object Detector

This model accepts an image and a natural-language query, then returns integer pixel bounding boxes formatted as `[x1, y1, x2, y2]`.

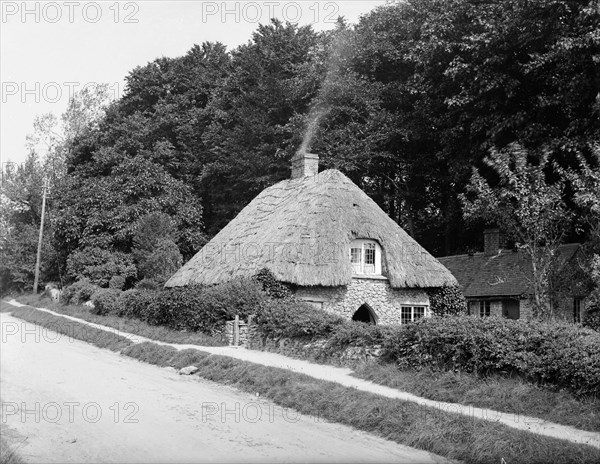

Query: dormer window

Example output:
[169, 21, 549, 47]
[349, 239, 382, 276]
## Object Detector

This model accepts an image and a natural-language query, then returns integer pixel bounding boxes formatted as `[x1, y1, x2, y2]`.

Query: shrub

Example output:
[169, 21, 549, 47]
[115, 289, 159, 319]
[132, 213, 183, 282]
[145, 286, 216, 332]
[66, 247, 137, 287]
[253, 268, 292, 299]
[327, 322, 393, 349]
[201, 278, 267, 320]
[61, 278, 99, 305]
[135, 278, 163, 291]
[143, 278, 268, 334]
[254, 298, 345, 339]
[137, 238, 182, 282]
[583, 306, 600, 332]
[380, 316, 600, 396]
[427, 285, 467, 316]
[109, 275, 126, 290]
[90, 288, 122, 315]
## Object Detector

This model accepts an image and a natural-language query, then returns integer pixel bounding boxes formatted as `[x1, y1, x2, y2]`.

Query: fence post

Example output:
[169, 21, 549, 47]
[234, 315, 240, 346]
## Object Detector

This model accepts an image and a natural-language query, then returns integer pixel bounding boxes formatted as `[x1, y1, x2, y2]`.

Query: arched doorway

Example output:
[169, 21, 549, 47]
[352, 304, 377, 324]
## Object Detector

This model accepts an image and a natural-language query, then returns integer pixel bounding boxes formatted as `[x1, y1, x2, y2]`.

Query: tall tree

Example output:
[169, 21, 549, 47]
[461, 143, 573, 318]
[0, 153, 59, 292]
[200, 20, 322, 234]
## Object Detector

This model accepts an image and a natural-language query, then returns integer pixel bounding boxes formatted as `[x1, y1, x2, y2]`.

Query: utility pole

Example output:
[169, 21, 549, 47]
[33, 178, 49, 294]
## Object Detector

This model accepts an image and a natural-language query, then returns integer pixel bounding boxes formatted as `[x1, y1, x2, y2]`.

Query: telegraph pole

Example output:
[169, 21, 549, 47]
[33, 178, 49, 294]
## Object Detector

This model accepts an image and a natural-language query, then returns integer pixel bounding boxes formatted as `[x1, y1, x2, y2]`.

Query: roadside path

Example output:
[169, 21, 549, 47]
[4, 299, 600, 450]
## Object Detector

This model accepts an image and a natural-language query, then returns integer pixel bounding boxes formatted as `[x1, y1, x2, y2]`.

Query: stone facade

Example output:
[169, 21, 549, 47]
[294, 276, 430, 325]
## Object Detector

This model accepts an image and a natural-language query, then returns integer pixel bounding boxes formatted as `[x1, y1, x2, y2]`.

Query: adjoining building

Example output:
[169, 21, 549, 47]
[438, 229, 589, 322]
[166, 151, 457, 324]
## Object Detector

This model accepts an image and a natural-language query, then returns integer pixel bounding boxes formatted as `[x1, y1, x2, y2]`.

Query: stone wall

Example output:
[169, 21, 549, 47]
[294, 277, 429, 325]
[224, 318, 258, 346]
[246, 334, 382, 367]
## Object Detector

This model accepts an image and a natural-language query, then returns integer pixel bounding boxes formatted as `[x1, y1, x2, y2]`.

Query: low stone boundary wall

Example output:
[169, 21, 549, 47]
[224, 316, 382, 366]
[224, 315, 258, 347]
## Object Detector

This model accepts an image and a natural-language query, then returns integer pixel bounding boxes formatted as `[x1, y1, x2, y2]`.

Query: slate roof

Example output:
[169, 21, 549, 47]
[437, 243, 580, 298]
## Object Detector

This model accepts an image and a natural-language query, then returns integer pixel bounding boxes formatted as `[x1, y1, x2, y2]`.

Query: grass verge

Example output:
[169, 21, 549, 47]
[352, 362, 600, 433]
[253, 336, 600, 433]
[13, 294, 225, 346]
[122, 342, 600, 464]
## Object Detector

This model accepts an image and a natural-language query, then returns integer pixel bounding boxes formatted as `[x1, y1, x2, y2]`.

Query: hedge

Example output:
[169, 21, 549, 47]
[583, 307, 600, 332]
[61, 278, 99, 305]
[90, 288, 122, 315]
[253, 298, 345, 339]
[115, 289, 159, 319]
[142, 278, 267, 334]
[380, 316, 600, 397]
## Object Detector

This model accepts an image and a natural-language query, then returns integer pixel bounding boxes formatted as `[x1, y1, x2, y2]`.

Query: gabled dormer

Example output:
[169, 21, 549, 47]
[349, 239, 383, 277]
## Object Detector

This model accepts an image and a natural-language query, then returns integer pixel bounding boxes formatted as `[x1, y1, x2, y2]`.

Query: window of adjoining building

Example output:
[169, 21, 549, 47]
[479, 300, 491, 317]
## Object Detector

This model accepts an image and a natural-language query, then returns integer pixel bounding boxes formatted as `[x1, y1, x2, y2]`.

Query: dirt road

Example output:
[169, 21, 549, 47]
[0, 313, 448, 463]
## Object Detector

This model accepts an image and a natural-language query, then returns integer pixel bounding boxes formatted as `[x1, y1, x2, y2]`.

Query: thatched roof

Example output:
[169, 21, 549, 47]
[166, 169, 457, 288]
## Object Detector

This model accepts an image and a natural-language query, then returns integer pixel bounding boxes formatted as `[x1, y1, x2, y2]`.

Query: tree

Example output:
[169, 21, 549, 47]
[559, 143, 600, 310]
[0, 153, 59, 293]
[53, 156, 204, 263]
[327, 0, 600, 254]
[461, 143, 573, 319]
[0, 85, 116, 293]
[132, 212, 183, 283]
[66, 247, 137, 287]
[200, 20, 321, 234]
[26, 84, 114, 185]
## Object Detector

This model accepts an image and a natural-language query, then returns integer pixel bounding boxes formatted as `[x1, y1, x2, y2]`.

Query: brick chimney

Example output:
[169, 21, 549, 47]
[484, 228, 500, 256]
[291, 151, 319, 179]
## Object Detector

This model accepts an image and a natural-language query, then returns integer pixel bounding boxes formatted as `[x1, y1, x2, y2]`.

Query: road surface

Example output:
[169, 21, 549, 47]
[0, 313, 449, 463]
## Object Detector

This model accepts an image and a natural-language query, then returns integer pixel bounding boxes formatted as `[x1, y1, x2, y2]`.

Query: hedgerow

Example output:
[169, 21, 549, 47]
[141, 278, 267, 334]
[115, 289, 159, 319]
[379, 316, 600, 397]
[253, 298, 344, 338]
[583, 307, 600, 332]
[61, 278, 99, 305]
[90, 288, 122, 315]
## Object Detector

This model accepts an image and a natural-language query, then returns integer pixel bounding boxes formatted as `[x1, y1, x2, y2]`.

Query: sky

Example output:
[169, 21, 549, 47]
[1, 0, 387, 167]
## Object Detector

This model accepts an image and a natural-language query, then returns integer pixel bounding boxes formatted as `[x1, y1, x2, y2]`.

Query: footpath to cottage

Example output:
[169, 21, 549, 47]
[4, 299, 600, 450]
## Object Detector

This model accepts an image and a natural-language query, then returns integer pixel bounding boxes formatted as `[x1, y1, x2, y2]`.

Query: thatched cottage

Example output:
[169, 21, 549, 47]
[166, 151, 457, 325]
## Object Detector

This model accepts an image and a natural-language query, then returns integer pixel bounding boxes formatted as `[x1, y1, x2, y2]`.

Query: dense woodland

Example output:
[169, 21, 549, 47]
[1, 0, 599, 294]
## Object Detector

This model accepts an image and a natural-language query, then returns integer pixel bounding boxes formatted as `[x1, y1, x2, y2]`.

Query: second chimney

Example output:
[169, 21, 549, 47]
[484, 228, 500, 256]
[291, 151, 319, 179]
